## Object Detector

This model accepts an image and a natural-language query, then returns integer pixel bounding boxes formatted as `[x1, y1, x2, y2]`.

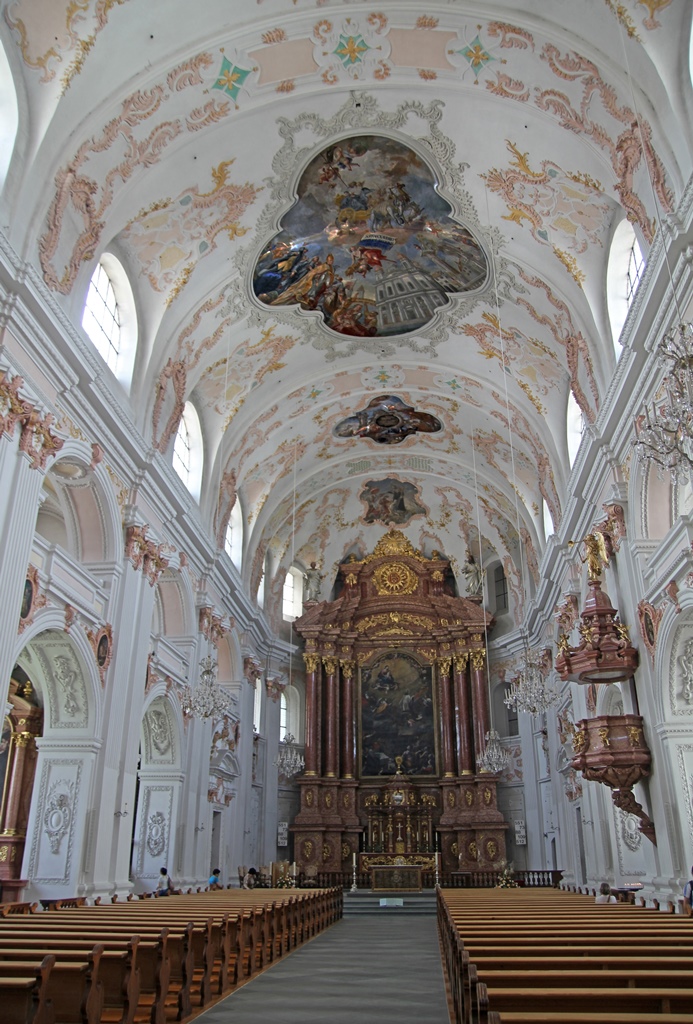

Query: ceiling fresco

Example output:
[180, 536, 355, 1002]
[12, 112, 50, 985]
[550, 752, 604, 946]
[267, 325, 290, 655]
[2, 0, 690, 634]
[332, 395, 442, 445]
[253, 134, 489, 337]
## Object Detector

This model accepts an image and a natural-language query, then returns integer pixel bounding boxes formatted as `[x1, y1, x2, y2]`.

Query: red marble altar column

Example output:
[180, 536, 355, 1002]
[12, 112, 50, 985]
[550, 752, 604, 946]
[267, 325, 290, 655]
[323, 656, 339, 778]
[470, 649, 490, 767]
[437, 656, 456, 777]
[340, 659, 356, 779]
[2, 730, 34, 830]
[303, 653, 321, 776]
[454, 653, 474, 775]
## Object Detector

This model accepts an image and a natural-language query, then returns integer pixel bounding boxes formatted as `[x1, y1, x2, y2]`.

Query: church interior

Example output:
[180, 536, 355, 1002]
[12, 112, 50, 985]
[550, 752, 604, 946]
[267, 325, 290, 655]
[1, 0, 693, 937]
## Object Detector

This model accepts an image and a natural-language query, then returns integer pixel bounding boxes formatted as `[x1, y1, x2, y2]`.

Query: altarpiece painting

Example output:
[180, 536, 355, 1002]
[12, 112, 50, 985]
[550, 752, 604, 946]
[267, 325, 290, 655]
[360, 651, 436, 777]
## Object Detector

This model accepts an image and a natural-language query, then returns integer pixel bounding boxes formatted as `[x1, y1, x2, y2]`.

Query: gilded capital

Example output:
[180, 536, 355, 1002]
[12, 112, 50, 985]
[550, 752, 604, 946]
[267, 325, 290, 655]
[453, 652, 469, 673]
[437, 656, 452, 675]
[322, 656, 339, 675]
[340, 659, 356, 679]
[303, 653, 321, 673]
[470, 649, 486, 670]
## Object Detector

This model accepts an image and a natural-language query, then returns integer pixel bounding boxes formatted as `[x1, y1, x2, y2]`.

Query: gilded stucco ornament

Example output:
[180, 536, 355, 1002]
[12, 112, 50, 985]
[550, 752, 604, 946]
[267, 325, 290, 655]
[372, 561, 418, 595]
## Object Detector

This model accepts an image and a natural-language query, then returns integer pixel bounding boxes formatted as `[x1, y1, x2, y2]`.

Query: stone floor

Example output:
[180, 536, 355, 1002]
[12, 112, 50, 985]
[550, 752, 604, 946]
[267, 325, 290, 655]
[195, 914, 451, 1024]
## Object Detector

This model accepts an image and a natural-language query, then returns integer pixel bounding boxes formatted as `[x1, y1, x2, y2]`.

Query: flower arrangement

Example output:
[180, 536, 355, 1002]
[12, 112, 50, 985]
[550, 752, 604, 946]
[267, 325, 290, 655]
[275, 874, 296, 889]
[496, 862, 519, 888]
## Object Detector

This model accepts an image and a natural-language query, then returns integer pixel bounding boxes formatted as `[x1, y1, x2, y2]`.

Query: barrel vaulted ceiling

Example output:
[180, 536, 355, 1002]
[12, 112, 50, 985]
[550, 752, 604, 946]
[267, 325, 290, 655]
[2, 0, 691, 625]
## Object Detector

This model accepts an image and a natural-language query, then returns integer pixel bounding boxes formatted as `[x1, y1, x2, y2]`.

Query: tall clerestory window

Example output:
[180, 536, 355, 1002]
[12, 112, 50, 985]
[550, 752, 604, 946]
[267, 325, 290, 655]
[224, 500, 243, 569]
[282, 566, 304, 621]
[82, 260, 121, 373]
[81, 254, 137, 388]
[606, 219, 645, 352]
[172, 402, 203, 500]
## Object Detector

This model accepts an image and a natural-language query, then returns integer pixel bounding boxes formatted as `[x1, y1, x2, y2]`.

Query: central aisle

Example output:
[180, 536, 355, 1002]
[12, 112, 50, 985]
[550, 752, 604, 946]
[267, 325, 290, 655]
[196, 914, 450, 1024]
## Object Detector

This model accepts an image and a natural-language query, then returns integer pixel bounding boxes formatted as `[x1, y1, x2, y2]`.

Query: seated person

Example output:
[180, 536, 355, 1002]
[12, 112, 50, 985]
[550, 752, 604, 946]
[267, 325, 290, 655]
[595, 881, 617, 904]
[157, 866, 177, 896]
[242, 867, 258, 889]
[208, 868, 223, 890]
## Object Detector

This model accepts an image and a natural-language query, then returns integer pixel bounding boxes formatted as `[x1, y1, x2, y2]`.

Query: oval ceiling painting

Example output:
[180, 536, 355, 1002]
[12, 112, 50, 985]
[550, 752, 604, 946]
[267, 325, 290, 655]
[253, 134, 489, 338]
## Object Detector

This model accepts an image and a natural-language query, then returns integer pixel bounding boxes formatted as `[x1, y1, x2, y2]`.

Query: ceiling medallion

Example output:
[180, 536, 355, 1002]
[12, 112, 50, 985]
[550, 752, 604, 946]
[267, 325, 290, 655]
[373, 562, 418, 596]
[253, 133, 488, 338]
[335, 395, 442, 445]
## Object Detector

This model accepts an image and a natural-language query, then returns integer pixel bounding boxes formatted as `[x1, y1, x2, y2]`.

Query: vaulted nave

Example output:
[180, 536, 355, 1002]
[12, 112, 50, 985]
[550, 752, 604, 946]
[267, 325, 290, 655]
[0, 0, 693, 957]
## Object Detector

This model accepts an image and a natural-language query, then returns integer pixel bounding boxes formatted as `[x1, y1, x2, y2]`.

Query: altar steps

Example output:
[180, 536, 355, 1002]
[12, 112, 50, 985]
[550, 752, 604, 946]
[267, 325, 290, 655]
[343, 890, 437, 915]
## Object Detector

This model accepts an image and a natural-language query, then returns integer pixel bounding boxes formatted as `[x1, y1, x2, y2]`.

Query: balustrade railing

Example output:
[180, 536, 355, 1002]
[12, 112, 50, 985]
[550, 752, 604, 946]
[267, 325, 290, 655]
[295, 868, 563, 889]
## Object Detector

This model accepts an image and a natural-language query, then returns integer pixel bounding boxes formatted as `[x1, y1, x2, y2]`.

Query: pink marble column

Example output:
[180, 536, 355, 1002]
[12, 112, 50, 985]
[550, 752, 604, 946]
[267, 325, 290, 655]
[323, 657, 339, 778]
[470, 649, 490, 767]
[454, 653, 474, 775]
[437, 657, 456, 778]
[340, 659, 356, 779]
[302, 653, 321, 776]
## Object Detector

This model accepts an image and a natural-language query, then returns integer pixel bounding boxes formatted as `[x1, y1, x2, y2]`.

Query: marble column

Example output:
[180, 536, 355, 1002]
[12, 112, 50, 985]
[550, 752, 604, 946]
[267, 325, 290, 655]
[302, 654, 320, 776]
[340, 660, 356, 779]
[454, 653, 474, 775]
[437, 657, 456, 778]
[323, 657, 339, 778]
[470, 649, 490, 767]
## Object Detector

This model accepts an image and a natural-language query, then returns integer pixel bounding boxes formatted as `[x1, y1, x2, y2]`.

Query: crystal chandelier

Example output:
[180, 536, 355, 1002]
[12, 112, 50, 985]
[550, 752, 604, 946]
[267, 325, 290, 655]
[476, 729, 510, 774]
[180, 656, 234, 720]
[504, 647, 560, 716]
[274, 733, 305, 779]
[634, 321, 693, 485]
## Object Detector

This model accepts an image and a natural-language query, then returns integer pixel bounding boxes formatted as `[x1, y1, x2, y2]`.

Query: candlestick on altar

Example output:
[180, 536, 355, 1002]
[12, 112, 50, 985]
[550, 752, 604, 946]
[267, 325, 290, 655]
[351, 850, 358, 893]
[435, 851, 440, 887]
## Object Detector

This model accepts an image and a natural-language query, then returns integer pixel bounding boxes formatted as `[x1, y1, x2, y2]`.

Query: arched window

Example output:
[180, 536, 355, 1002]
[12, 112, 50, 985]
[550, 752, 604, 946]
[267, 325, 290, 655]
[279, 692, 287, 741]
[279, 683, 301, 743]
[0, 40, 18, 191]
[494, 564, 508, 613]
[253, 679, 263, 735]
[606, 219, 645, 350]
[566, 389, 584, 469]
[172, 402, 203, 500]
[258, 550, 271, 609]
[542, 498, 554, 541]
[81, 254, 137, 387]
[282, 566, 304, 621]
[224, 500, 243, 569]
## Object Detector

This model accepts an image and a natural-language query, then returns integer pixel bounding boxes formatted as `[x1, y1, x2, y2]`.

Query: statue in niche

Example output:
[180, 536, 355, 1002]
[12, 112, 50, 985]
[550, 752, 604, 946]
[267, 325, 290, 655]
[462, 554, 485, 597]
[304, 563, 323, 603]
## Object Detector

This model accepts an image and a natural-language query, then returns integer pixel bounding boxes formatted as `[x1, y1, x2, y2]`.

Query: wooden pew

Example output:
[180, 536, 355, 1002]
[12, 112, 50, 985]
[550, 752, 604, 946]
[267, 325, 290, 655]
[0, 943, 136, 1024]
[0, 887, 341, 1024]
[0, 956, 55, 1024]
[437, 887, 693, 1024]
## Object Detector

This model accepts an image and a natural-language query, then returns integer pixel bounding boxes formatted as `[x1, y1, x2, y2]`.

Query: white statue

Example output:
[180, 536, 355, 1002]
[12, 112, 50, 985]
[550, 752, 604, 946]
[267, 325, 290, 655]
[462, 554, 485, 597]
[304, 562, 323, 603]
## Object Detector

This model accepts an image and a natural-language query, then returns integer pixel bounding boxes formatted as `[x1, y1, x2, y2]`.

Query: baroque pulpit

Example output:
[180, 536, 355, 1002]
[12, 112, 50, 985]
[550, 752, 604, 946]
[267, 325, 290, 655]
[292, 531, 507, 876]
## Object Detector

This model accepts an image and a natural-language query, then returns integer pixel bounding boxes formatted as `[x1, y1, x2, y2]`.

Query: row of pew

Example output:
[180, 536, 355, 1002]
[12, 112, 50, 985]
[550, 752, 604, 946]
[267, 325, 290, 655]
[438, 886, 693, 1024]
[0, 886, 342, 1024]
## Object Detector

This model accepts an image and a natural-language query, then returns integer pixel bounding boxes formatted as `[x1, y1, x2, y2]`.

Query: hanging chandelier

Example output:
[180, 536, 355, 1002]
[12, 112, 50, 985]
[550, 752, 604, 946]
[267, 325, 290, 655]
[180, 656, 234, 720]
[634, 321, 693, 485]
[476, 729, 510, 774]
[504, 647, 560, 716]
[274, 733, 305, 779]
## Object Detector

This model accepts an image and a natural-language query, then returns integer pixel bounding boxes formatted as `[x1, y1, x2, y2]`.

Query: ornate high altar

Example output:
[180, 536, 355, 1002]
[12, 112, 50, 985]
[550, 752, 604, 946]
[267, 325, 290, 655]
[292, 531, 507, 877]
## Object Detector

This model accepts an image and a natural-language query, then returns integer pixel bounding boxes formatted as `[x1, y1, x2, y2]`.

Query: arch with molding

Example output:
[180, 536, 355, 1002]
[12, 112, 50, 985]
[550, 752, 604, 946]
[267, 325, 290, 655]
[152, 568, 196, 640]
[37, 445, 124, 565]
